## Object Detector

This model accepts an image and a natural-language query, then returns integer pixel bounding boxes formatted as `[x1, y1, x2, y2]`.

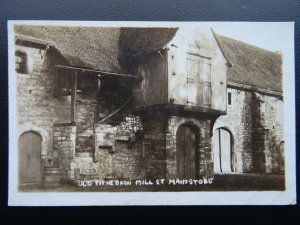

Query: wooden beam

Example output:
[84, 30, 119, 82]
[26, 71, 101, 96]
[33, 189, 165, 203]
[55, 64, 139, 80]
[95, 74, 102, 122]
[227, 81, 283, 98]
[71, 70, 78, 123]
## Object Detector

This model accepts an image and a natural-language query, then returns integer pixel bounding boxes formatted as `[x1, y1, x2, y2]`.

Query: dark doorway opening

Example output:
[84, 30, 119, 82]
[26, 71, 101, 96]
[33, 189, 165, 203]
[176, 125, 198, 179]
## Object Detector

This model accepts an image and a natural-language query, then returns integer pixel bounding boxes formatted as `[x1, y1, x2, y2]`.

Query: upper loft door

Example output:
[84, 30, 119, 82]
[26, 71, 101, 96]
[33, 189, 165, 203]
[186, 53, 211, 107]
[18, 131, 42, 184]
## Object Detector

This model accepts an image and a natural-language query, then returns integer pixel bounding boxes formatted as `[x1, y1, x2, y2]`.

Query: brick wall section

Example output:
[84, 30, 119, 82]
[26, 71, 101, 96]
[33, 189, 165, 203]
[52, 125, 76, 181]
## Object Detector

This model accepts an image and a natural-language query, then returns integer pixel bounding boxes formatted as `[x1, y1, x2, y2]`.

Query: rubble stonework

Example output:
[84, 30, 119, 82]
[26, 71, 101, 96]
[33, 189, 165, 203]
[167, 116, 213, 179]
[213, 88, 253, 172]
[67, 115, 145, 181]
[16, 46, 72, 167]
[213, 88, 284, 174]
[53, 124, 76, 181]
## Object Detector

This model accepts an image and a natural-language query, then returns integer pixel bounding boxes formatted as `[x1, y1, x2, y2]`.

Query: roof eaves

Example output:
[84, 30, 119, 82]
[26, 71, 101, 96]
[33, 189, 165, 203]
[15, 34, 72, 66]
[15, 34, 55, 49]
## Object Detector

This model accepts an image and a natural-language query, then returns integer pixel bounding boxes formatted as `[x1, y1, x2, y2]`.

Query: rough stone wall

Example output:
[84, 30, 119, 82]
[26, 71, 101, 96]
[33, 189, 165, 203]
[76, 91, 96, 153]
[52, 125, 76, 181]
[14, 45, 146, 180]
[251, 92, 269, 173]
[141, 113, 168, 179]
[16, 45, 72, 164]
[213, 88, 253, 172]
[213, 87, 284, 174]
[264, 96, 284, 173]
[252, 92, 284, 173]
[167, 116, 213, 179]
[70, 114, 145, 181]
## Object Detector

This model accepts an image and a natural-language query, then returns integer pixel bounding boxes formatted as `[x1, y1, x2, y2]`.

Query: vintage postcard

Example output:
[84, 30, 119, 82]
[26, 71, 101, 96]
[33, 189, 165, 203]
[8, 21, 296, 205]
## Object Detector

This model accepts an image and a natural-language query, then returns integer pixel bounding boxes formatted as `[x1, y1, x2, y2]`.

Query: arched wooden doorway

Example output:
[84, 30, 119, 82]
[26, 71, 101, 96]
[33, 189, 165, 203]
[176, 125, 198, 179]
[18, 131, 42, 184]
[212, 128, 233, 173]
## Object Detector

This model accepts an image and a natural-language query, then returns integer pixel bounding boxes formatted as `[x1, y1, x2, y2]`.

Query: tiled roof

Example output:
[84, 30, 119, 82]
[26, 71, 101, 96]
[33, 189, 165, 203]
[15, 25, 282, 92]
[215, 34, 282, 93]
[15, 25, 123, 73]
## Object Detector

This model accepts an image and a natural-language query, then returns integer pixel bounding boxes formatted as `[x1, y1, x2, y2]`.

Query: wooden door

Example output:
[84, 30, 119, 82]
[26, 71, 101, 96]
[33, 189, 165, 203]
[213, 128, 232, 173]
[186, 53, 211, 107]
[176, 125, 197, 179]
[18, 131, 42, 184]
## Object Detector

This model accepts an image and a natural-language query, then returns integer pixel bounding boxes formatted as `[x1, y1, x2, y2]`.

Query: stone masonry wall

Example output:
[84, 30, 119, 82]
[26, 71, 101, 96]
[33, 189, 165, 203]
[70, 114, 145, 181]
[213, 88, 284, 174]
[16, 46, 72, 166]
[52, 125, 76, 181]
[141, 113, 168, 179]
[15, 45, 146, 181]
[252, 92, 284, 173]
[76, 91, 96, 153]
[213, 88, 253, 172]
[167, 116, 213, 179]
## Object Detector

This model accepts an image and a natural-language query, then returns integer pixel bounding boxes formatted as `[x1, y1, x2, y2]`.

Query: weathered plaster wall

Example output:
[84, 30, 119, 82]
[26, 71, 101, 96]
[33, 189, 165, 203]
[167, 27, 227, 111]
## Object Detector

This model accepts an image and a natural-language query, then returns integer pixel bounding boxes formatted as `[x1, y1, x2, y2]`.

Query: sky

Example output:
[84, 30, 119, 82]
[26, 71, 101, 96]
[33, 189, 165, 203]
[209, 22, 292, 53]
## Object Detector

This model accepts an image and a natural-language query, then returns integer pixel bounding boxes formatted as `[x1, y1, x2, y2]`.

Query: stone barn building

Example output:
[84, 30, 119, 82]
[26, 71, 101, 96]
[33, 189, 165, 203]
[13, 25, 284, 188]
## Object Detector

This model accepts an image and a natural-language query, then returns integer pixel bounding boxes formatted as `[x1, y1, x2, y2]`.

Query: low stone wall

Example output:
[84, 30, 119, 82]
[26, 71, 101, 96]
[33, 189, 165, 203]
[93, 115, 145, 180]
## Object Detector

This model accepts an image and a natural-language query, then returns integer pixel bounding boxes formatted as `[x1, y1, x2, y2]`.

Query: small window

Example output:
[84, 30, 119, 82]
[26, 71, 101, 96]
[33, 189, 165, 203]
[228, 92, 232, 105]
[15, 50, 28, 74]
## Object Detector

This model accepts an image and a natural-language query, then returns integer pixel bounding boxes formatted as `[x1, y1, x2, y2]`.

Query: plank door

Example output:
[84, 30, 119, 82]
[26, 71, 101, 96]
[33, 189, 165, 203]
[18, 131, 42, 184]
[186, 53, 211, 107]
[176, 125, 197, 179]
[213, 128, 232, 173]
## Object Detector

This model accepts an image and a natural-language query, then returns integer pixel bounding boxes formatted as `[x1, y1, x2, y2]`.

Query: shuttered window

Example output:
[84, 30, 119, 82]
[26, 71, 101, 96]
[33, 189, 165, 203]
[15, 50, 28, 74]
[186, 53, 211, 107]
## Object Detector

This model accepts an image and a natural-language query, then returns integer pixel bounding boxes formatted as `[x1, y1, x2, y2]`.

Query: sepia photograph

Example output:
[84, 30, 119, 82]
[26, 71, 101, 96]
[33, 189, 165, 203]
[8, 21, 295, 205]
